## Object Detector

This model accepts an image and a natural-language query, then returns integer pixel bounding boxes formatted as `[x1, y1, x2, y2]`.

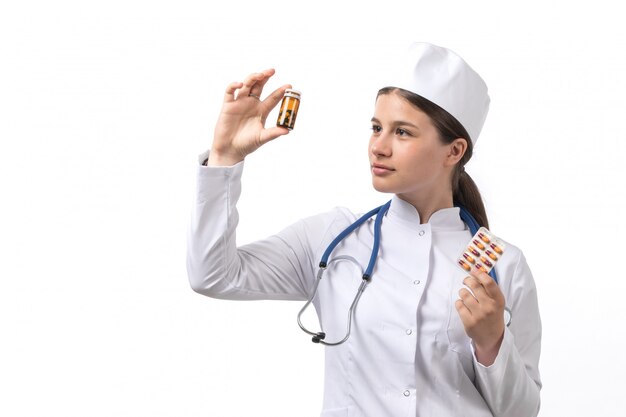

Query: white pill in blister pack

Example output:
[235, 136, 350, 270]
[457, 227, 506, 274]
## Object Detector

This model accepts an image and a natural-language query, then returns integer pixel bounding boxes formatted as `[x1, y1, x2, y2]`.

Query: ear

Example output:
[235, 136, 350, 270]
[445, 138, 467, 167]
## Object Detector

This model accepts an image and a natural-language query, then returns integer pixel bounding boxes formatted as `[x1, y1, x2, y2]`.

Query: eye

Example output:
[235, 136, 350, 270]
[396, 128, 409, 136]
[371, 125, 382, 134]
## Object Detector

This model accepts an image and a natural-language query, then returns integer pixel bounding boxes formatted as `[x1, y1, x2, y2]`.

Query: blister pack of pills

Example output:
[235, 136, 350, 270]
[457, 227, 506, 274]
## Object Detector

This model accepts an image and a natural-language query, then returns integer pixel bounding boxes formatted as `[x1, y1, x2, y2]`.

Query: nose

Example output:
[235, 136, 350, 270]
[370, 133, 392, 157]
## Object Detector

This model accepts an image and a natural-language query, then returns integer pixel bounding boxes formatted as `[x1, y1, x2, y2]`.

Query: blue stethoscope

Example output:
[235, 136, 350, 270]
[297, 200, 511, 346]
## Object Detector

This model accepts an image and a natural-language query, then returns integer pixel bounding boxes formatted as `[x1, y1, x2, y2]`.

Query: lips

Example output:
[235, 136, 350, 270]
[371, 163, 395, 176]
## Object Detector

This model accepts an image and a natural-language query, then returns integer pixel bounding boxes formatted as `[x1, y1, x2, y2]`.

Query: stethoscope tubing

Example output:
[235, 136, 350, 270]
[298, 201, 507, 346]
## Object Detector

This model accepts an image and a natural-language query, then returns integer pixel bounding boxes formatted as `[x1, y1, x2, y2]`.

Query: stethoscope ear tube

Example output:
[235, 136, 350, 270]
[297, 202, 391, 346]
[297, 262, 371, 346]
[298, 202, 510, 346]
[297, 268, 325, 339]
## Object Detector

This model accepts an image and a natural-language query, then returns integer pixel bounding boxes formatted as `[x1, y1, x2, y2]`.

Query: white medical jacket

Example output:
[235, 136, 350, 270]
[186, 157, 542, 417]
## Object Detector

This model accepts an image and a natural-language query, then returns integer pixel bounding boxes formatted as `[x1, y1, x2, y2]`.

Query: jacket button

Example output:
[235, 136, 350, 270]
[418, 230, 425, 236]
[403, 390, 411, 397]
[413, 280, 420, 285]
[406, 329, 413, 335]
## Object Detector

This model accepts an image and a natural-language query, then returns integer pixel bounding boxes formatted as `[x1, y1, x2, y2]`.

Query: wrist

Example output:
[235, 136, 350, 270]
[206, 150, 244, 167]
[474, 331, 504, 367]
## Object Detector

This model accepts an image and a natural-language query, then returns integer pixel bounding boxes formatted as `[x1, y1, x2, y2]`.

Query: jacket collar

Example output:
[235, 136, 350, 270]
[387, 195, 467, 232]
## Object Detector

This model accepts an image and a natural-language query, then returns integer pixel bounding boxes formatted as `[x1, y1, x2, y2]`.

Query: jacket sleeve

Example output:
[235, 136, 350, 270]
[472, 249, 542, 417]
[186, 155, 335, 301]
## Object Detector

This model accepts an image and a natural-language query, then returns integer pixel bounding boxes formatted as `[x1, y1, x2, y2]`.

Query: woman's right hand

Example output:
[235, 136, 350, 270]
[208, 68, 292, 166]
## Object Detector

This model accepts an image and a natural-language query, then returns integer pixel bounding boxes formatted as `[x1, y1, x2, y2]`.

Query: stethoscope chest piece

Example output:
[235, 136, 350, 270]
[297, 200, 508, 346]
[297, 255, 368, 346]
[297, 201, 391, 346]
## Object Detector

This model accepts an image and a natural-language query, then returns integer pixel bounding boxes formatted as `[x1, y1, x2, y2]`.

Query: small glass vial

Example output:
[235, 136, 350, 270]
[276, 89, 301, 130]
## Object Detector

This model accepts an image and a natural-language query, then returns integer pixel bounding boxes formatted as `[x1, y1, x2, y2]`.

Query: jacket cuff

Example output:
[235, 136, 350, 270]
[472, 326, 514, 374]
[196, 150, 244, 203]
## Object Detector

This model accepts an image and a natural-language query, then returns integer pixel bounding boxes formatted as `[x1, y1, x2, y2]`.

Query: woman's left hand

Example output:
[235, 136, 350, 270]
[455, 269, 506, 366]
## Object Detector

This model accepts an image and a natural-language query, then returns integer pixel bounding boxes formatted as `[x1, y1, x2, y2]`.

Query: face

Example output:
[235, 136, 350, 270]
[369, 92, 459, 203]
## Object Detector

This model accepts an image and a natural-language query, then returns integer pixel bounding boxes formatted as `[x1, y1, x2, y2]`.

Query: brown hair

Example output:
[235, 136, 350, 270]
[377, 87, 489, 228]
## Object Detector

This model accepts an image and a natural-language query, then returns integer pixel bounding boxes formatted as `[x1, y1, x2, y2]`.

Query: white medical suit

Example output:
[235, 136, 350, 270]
[186, 156, 542, 417]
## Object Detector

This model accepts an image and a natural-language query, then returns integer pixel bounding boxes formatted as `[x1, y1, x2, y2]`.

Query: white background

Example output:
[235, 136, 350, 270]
[1, 1, 625, 416]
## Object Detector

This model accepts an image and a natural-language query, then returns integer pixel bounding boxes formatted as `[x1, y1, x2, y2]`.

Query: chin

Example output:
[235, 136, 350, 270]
[371, 179, 396, 194]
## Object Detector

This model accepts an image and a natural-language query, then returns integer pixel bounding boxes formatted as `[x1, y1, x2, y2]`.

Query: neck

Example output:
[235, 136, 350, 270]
[396, 190, 454, 224]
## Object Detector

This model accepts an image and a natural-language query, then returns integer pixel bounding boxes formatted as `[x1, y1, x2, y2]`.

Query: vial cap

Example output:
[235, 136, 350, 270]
[284, 89, 301, 99]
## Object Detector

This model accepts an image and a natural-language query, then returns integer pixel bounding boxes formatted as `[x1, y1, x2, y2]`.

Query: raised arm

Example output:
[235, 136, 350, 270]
[187, 70, 325, 301]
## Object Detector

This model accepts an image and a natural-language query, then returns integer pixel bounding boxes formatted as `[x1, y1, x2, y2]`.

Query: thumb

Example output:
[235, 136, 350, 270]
[259, 126, 290, 146]
[262, 84, 293, 113]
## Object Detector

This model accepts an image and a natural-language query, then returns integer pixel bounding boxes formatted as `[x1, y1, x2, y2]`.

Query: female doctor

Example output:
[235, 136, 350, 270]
[187, 43, 542, 417]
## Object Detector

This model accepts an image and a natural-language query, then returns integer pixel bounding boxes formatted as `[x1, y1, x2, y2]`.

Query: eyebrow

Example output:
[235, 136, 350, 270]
[370, 117, 421, 130]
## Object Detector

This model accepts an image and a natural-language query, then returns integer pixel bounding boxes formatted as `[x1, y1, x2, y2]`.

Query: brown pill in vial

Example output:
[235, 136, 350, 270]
[276, 89, 301, 130]
[478, 232, 490, 243]
[468, 246, 480, 257]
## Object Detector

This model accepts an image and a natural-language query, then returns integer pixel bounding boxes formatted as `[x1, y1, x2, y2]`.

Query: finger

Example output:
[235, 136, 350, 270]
[258, 126, 290, 146]
[261, 84, 292, 113]
[224, 81, 244, 103]
[249, 68, 276, 96]
[458, 288, 479, 310]
[471, 268, 501, 300]
[239, 71, 271, 98]
[463, 276, 489, 301]
[455, 299, 473, 321]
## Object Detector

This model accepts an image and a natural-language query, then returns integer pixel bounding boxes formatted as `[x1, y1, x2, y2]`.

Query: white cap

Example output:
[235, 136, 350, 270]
[383, 42, 490, 144]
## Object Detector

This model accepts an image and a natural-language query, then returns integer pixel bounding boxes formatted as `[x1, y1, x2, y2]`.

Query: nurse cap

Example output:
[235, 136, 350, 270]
[384, 42, 490, 144]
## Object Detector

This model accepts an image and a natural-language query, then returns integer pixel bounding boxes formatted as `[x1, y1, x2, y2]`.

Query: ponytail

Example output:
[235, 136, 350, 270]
[453, 169, 489, 229]
[378, 87, 490, 228]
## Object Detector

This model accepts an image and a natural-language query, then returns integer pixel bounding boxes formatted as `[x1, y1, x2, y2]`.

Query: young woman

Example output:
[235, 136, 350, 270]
[187, 43, 541, 417]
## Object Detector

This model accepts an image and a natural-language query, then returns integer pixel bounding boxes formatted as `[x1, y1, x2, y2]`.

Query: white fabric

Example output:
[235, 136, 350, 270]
[383, 42, 490, 144]
[187, 156, 542, 417]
